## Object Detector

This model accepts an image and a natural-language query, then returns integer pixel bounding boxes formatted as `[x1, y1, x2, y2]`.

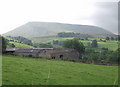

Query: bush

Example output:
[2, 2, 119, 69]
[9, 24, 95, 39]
[101, 47, 108, 51]
[39, 43, 53, 48]
[82, 47, 118, 64]
[63, 39, 85, 58]
[91, 40, 98, 48]
[28, 54, 33, 57]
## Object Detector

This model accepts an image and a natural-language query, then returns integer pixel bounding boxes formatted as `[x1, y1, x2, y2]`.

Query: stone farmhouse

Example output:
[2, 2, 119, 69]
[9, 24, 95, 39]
[6, 48, 80, 61]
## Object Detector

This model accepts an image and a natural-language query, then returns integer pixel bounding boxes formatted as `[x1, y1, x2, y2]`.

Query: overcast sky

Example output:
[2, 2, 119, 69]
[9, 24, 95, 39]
[0, 0, 119, 34]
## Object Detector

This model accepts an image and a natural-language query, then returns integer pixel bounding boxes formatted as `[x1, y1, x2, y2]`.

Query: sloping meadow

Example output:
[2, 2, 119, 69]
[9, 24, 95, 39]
[2, 55, 118, 85]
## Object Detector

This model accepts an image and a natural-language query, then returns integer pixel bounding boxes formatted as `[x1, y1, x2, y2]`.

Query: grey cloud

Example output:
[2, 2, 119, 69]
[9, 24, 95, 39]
[93, 2, 118, 34]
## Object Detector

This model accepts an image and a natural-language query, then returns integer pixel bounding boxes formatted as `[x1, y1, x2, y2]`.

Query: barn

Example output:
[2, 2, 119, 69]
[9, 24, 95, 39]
[6, 47, 80, 61]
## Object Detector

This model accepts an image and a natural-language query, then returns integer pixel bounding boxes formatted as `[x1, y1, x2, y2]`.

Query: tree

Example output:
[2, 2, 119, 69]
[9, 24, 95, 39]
[91, 40, 98, 48]
[106, 37, 110, 40]
[118, 35, 120, 41]
[39, 43, 53, 48]
[106, 51, 118, 63]
[111, 37, 114, 40]
[8, 36, 33, 46]
[11, 44, 15, 48]
[0, 36, 7, 53]
[117, 48, 120, 63]
[85, 37, 88, 40]
[8, 43, 15, 48]
[114, 37, 118, 41]
[63, 39, 85, 58]
[86, 42, 91, 48]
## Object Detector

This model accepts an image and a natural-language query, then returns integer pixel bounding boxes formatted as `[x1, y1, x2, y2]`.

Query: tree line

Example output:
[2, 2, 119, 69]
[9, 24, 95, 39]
[57, 32, 91, 38]
[105, 36, 119, 41]
[7, 36, 33, 46]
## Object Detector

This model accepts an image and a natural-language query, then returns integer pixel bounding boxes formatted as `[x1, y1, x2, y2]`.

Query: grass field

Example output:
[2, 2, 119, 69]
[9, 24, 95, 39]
[98, 41, 118, 51]
[31, 36, 73, 43]
[9, 42, 34, 48]
[81, 40, 118, 51]
[31, 37, 118, 51]
[2, 55, 118, 85]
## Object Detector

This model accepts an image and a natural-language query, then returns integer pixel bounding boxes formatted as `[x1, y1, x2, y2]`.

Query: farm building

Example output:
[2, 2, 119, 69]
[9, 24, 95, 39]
[6, 47, 80, 61]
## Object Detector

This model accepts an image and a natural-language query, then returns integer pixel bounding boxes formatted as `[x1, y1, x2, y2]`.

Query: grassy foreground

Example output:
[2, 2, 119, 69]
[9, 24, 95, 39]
[2, 55, 118, 85]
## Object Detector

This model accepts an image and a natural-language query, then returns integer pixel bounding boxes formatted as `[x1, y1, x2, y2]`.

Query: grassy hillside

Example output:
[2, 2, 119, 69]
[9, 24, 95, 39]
[81, 40, 118, 51]
[31, 36, 118, 51]
[3, 55, 118, 85]
[98, 41, 118, 51]
[31, 36, 73, 43]
[8, 42, 34, 48]
[3, 22, 113, 38]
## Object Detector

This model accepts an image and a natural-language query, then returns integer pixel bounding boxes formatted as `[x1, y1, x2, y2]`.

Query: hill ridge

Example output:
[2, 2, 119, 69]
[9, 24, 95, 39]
[3, 22, 113, 38]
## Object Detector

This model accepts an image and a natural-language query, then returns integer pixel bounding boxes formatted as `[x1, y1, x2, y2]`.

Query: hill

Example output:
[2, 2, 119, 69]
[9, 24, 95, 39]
[3, 55, 118, 85]
[3, 22, 114, 38]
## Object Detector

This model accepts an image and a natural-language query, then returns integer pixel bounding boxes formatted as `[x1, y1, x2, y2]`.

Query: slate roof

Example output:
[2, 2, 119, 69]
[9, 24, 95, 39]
[6, 47, 76, 54]
[6, 47, 53, 53]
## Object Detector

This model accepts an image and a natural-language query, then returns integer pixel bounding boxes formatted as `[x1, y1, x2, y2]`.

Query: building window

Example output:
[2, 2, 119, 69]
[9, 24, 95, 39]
[52, 57, 55, 59]
[59, 55, 63, 58]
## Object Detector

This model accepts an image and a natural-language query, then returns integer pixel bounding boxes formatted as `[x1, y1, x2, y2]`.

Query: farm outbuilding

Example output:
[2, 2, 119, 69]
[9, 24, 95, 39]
[6, 47, 80, 61]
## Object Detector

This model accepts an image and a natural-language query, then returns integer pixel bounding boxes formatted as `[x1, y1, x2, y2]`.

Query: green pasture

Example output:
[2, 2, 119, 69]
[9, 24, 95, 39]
[9, 42, 34, 48]
[31, 37, 73, 43]
[2, 55, 118, 85]
[81, 40, 118, 51]
[16, 36, 118, 51]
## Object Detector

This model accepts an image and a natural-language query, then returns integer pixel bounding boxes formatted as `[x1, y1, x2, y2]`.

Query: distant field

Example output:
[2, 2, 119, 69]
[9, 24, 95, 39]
[31, 37, 118, 51]
[81, 40, 118, 51]
[98, 41, 118, 51]
[30, 36, 73, 43]
[3, 55, 118, 85]
[31, 37, 106, 43]
[9, 42, 34, 48]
